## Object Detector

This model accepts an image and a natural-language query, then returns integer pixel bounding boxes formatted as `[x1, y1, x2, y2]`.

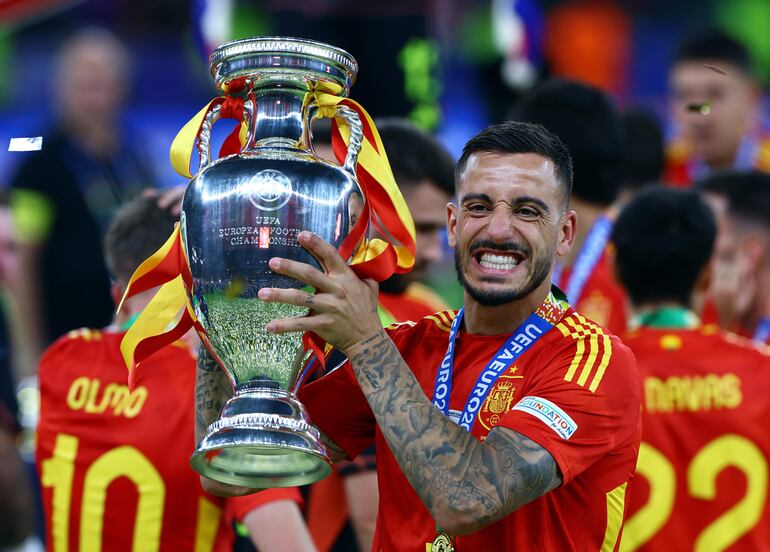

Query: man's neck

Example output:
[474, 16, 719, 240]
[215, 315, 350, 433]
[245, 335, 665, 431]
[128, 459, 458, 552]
[462, 281, 551, 336]
[63, 118, 119, 159]
[563, 198, 608, 268]
[110, 290, 153, 330]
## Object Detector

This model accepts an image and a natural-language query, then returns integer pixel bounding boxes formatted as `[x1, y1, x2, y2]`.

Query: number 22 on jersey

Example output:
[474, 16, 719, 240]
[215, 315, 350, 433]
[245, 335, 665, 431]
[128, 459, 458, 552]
[622, 434, 768, 552]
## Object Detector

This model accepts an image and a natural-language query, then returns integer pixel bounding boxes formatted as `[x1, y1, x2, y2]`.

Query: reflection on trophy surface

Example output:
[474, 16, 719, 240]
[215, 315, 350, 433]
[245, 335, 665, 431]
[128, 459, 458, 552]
[184, 37, 363, 487]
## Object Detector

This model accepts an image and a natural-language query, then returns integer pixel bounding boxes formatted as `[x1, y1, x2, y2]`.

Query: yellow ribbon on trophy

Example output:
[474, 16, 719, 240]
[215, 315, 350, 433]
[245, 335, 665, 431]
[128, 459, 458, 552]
[305, 81, 415, 278]
[117, 224, 201, 383]
[119, 80, 415, 372]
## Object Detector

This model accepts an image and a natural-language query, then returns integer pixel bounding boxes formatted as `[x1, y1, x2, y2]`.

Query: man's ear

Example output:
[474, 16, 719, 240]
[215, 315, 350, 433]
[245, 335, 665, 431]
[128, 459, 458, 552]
[556, 210, 578, 258]
[742, 235, 766, 272]
[447, 202, 458, 248]
[111, 280, 125, 308]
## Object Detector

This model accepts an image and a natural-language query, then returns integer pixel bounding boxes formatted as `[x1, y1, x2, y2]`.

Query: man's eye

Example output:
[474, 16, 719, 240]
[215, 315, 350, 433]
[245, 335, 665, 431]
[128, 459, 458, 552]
[516, 206, 540, 218]
[466, 203, 490, 213]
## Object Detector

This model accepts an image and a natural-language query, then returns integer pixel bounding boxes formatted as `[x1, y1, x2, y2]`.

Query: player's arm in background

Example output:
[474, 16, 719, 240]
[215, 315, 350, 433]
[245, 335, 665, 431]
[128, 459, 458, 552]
[0, 428, 34, 547]
[241, 499, 316, 552]
[342, 460, 378, 552]
[9, 191, 49, 377]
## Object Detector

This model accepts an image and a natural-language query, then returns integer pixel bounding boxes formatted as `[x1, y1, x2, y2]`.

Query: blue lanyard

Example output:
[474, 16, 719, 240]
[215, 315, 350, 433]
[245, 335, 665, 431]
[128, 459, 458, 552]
[432, 306, 555, 432]
[557, 215, 613, 305]
[754, 317, 770, 344]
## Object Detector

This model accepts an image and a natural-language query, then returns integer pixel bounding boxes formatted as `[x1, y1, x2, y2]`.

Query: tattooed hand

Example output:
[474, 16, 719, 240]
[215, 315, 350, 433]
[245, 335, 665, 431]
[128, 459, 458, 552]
[345, 332, 562, 536]
[194, 345, 232, 444]
[259, 231, 382, 354]
[195, 346, 261, 497]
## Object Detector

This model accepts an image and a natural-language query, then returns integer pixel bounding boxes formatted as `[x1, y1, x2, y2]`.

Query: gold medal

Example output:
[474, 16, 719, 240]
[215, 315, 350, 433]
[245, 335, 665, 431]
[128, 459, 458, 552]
[431, 531, 454, 552]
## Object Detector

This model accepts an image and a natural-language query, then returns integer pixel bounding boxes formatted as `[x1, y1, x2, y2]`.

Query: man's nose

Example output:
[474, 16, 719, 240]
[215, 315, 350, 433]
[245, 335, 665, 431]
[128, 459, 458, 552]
[485, 206, 517, 241]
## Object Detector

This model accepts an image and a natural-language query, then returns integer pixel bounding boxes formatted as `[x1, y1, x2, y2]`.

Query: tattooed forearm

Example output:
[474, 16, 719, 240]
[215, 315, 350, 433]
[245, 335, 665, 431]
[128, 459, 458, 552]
[346, 331, 561, 536]
[195, 345, 233, 443]
[194, 346, 265, 497]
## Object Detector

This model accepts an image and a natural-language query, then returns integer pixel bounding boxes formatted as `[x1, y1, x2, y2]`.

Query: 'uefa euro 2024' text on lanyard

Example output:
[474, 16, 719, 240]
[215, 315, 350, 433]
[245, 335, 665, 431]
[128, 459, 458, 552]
[431, 306, 555, 431]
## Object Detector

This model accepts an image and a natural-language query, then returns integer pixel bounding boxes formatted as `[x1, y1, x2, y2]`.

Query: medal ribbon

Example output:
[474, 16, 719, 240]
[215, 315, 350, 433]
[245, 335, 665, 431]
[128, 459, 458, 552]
[432, 304, 555, 432]
[753, 316, 770, 344]
[556, 215, 613, 305]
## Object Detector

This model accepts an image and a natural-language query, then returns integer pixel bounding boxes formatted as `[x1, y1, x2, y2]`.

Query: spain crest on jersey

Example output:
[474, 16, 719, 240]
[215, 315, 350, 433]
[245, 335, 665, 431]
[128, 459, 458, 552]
[478, 366, 524, 432]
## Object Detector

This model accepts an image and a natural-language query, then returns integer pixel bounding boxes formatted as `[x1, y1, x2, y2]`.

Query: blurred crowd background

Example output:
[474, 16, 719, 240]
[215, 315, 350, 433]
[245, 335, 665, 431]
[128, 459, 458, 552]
[1, 0, 768, 364]
[0, 0, 769, 550]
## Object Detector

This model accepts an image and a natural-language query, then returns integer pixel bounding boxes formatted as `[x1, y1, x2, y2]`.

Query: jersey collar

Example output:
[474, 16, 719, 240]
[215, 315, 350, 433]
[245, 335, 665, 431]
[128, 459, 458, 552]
[119, 313, 141, 331]
[630, 306, 700, 329]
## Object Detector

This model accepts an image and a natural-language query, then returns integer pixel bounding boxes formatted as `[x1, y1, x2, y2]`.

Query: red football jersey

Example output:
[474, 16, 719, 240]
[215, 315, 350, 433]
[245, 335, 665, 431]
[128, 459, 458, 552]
[36, 328, 301, 552]
[663, 133, 770, 188]
[300, 294, 641, 551]
[623, 322, 770, 551]
[560, 245, 628, 336]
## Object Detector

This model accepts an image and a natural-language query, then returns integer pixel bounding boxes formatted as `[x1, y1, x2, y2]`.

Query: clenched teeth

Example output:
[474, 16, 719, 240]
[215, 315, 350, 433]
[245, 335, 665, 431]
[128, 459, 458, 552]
[479, 253, 520, 270]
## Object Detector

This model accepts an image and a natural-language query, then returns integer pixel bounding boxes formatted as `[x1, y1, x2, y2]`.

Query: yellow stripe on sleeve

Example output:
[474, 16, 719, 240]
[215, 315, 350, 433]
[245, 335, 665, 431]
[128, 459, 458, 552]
[194, 497, 222, 552]
[562, 317, 586, 382]
[601, 481, 628, 552]
[589, 333, 613, 392]
[577, 331, 600, 387]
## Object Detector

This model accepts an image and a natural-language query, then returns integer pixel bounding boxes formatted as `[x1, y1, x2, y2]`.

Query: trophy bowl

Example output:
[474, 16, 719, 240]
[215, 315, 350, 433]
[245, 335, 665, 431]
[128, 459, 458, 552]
[185, 37, 362, 487]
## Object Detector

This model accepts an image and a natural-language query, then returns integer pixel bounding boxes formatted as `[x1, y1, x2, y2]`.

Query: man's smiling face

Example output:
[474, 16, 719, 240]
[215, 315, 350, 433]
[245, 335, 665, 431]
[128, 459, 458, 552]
[448, 152, 574, 307]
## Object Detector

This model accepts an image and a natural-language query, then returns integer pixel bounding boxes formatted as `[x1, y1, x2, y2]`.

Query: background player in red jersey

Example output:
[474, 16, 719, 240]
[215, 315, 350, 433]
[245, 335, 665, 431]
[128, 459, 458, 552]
[201, 121, 641, 551]
[664, 29, 770, 186]
[699, 170, 770, 345]
[36, 196, 314, 552]
[511, 78, 629, 334]
[613, 187, 770, 551]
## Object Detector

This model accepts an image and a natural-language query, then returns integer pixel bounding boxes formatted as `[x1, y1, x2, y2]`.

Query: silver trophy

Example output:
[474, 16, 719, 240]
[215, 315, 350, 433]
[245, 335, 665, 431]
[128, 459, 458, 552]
[184, 37, 363, 487]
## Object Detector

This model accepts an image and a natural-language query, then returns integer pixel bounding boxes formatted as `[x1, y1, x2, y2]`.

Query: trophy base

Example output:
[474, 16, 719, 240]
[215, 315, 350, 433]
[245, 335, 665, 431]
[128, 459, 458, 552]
[190, 386, 332, 488]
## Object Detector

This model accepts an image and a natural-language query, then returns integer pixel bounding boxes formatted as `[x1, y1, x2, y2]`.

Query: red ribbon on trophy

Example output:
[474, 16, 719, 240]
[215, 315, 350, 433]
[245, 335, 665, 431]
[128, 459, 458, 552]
[118, 81, 415, 375]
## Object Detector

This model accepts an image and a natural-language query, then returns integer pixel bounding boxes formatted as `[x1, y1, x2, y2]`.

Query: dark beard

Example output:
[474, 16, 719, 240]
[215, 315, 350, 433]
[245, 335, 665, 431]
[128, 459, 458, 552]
[454, 241, 551, 307]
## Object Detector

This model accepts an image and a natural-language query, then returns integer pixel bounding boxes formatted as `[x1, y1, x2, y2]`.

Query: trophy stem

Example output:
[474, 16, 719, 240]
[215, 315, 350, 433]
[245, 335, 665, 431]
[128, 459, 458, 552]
[190, 385, 332, 488]
[248, 89, 308, 149]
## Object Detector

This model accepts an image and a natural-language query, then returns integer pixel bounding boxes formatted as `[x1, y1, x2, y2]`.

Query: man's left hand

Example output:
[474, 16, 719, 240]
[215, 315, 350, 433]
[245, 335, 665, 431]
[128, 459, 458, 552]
[259, 231, 382, 354]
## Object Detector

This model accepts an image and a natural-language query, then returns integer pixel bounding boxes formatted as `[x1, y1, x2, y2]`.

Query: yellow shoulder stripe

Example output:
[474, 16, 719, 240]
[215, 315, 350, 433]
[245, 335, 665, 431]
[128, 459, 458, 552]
[556, 314, 612, 393]
[425, 310, 456, 332]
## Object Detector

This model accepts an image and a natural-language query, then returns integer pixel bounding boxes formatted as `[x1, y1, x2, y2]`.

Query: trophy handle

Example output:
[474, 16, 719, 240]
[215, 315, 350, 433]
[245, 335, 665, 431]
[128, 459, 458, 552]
[332, 105, 364, 177]
[197, 99, 255, 170]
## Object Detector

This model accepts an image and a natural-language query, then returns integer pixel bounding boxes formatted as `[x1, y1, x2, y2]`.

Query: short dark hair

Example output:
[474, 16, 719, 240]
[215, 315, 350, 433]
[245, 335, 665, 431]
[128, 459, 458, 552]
[377, 118, 455, 197]
[104, 195, 178, 284]
[620, 108, 664, 190]
[613, 187, 716, 308]
[698, 169, 770, 233]
[673, 27, 754, 75]
[456, 120, 573, 205]
[510, 78, 621, 205]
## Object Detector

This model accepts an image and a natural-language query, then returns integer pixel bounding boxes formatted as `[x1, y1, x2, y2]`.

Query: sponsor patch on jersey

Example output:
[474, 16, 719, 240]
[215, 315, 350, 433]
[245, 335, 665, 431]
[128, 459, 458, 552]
[511, 396, 578, 440]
